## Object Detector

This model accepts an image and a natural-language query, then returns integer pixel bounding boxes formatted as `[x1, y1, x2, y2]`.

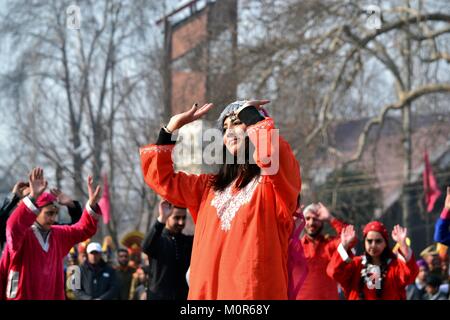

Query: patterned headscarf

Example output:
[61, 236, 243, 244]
[217, 100, 269, 130]
[363, 221, 389, 244]
[35, 192, 58, 209]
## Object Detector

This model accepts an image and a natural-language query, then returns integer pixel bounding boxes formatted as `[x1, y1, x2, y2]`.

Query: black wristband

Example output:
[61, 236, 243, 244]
[238, 106, 265, 126]
[156, 128, 176, 145]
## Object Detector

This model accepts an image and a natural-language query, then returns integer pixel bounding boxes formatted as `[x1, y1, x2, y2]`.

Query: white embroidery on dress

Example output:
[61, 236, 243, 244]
[211, 178, 259, 231]
[139, 145, 174, 155]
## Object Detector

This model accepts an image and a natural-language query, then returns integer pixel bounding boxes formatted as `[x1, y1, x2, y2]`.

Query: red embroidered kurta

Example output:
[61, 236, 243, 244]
[1, 199, 100, 300]
[297, 218, 346, 300]
[326, 244, 419, 300]
[140, 118, 301, 299]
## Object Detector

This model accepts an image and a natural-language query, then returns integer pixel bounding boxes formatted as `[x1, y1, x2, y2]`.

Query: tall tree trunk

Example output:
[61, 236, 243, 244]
[401, 104, 413, 229]
[72, 130, 84, 200]
[401, 0, 414, 230]
[162, 19, 172, 123]
[107, 118, 119, 249]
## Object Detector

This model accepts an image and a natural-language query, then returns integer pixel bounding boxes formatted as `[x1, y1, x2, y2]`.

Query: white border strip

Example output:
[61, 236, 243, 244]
[86, 202, 101, 220]
[337, 243, 352, 263]
[23, 196, 39, 215]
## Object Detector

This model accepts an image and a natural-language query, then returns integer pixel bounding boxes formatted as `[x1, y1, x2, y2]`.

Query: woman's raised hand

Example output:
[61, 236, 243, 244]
[391, 225, 407, 244]
[341, 225, 356, 250]
[87, 175, 102, 208]
[28, 167, 48, 200]
[166, 103, 214, 132]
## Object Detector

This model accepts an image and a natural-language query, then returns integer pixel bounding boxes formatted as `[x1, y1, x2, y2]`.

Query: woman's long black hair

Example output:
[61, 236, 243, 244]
[211, 136, 260, 192]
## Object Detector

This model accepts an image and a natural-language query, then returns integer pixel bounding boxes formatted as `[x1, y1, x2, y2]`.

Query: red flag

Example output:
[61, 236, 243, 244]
[98, 174, 111, 224]
[423, 150, 441, 212]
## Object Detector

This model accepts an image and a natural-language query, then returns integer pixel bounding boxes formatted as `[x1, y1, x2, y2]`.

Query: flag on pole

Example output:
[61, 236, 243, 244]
[423, 150, 441, 212]
[98, 174, 111, 224]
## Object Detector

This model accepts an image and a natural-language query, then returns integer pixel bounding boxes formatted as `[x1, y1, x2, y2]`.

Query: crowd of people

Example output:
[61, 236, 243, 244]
[0, 100, 449, 300]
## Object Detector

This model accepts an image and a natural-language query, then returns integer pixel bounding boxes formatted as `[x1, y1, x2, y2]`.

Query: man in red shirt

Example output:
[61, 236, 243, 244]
[297, 202, 347, 300]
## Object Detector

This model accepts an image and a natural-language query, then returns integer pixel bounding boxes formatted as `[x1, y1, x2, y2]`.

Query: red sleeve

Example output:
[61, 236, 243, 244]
[55, 203, 101, 255]
[0, 248, 10, 300]
[139, 144, 211, 222]
[440, 207, 450, 219]
[330, 218, 347, 234]
[394, 252, 419, 287]
[324, 219, 350, 253]
[326, 236, 343, 254]
[6, 200, 38, 254]
[247, 118, 301, 217]
[326, 245, 358, 293]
